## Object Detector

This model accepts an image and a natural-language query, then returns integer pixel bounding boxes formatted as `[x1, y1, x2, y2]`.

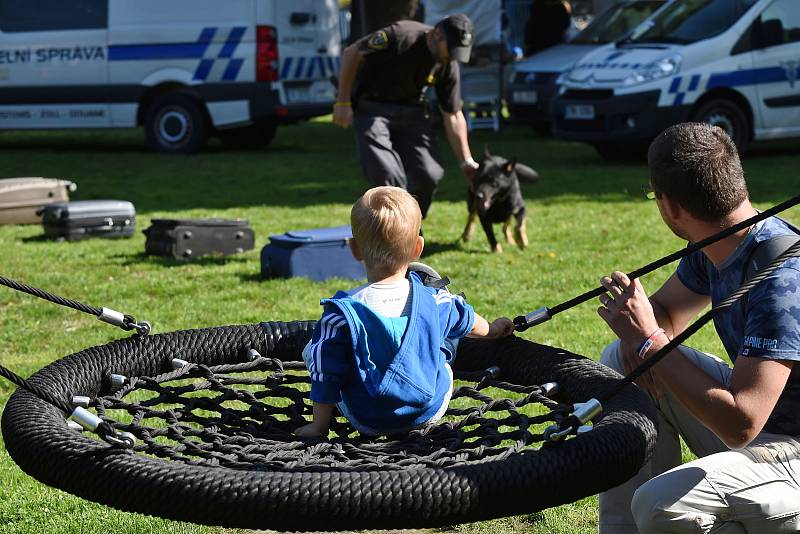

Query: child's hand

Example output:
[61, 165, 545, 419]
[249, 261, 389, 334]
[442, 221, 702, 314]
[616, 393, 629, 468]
[294, 423, 328, 439]
[487, 317, 515, 338]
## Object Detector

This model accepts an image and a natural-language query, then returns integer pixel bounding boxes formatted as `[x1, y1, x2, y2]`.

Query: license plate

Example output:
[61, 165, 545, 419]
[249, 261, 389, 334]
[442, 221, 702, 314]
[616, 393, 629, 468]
[513, 90, 538, 104]
[565, 104, 595, 120]
[286, 86, 310, 103]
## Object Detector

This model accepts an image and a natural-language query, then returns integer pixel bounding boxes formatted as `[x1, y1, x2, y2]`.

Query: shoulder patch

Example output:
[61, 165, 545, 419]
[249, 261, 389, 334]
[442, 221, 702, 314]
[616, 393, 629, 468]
[367, 30, 389, 50]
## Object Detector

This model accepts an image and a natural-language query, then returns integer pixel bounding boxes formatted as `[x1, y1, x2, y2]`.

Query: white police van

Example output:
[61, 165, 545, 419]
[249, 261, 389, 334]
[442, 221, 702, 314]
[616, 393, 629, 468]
[0, 0, 341, 153]
[553, 0, 800, 160]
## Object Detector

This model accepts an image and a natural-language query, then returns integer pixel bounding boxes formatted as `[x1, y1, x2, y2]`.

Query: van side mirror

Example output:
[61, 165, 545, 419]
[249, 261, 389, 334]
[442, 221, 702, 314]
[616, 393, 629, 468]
[757, 18, 785, 49]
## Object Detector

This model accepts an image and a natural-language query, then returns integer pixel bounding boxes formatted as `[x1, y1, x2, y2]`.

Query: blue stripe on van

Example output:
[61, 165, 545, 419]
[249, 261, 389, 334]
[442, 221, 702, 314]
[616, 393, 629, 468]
[687, 74, 701, 92]
[222, 58, 244, 81]
[707, 66, 787, 89]
[281, 57, 294, 79]
[668, 77, 681, 94]
[193, 59, 214, 81]
[109, 27, 216, 60]
[280, 56, 340, 80]
[305, 56, 321, 78]
[219, 27, 246, 58]
[293, 57, 307, 79]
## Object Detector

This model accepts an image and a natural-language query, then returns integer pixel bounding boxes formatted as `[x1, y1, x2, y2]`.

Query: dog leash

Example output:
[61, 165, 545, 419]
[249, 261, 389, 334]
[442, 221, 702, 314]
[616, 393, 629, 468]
[514, 193, 800, 332]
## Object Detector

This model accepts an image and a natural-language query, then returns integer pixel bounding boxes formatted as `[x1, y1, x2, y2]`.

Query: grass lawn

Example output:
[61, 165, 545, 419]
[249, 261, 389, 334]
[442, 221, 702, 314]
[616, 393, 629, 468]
[0, 121, 798, 534]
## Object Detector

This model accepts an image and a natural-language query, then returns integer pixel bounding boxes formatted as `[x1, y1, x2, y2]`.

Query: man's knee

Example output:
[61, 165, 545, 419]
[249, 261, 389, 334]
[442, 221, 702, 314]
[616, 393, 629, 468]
[632, 493, 716, 533]
[631, 471, 719, 534]
[600, 339, 624, 374]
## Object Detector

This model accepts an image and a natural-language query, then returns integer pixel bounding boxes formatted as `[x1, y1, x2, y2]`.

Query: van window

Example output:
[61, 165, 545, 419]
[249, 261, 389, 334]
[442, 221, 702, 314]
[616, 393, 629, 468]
[759, 0, 800, 46]
[625, 0, 758, 44]
[0, 0, 107, 32]
[570, 0, 665, 45]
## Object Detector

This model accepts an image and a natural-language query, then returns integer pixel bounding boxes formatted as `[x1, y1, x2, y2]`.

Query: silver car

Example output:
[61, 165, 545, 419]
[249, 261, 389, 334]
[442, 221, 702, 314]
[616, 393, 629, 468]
[507, 0, 666, 134]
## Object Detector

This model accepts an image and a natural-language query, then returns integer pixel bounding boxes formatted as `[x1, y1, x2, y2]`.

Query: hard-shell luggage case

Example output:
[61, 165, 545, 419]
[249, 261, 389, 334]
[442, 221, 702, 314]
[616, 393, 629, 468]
[261, 225, 367, 281]
[0, 177, 76, 224]
[39, 200, 136, 241]
[143, 218, 255, 259]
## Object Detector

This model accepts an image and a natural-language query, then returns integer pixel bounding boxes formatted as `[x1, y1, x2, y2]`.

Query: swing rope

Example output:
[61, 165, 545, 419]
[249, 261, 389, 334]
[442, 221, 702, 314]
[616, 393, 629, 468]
[514, 192, 800, 331]
[602, 239, 800, 403]
[544, 239, 800, 440]
[0, 275, 150, 335]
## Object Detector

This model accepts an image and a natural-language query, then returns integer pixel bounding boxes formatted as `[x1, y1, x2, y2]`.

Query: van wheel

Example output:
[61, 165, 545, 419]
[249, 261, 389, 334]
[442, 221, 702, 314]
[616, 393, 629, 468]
[692, 98, 749, 153]
[144, 94, 209, 154]
[218, 121, 278, 150]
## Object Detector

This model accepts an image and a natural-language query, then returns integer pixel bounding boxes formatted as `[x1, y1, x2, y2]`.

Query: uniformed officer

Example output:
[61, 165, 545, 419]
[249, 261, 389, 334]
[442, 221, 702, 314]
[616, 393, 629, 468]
[333, 14, 479, 218]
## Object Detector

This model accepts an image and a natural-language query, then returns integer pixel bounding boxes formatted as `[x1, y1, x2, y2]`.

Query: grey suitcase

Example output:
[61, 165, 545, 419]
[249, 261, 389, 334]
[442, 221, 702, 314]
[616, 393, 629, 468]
[0, 177, 76, 224]
[38, 200, 136, 241]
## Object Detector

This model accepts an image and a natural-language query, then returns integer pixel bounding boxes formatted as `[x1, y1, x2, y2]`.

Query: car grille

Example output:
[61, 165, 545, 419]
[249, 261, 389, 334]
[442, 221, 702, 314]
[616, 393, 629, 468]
[561, 89, 614, 100]
[512, 71, 560, 85]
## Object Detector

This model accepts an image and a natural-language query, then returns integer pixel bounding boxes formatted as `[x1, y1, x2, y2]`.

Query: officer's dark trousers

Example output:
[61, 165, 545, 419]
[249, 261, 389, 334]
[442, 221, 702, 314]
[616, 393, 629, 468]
[353, 99, 444, 218]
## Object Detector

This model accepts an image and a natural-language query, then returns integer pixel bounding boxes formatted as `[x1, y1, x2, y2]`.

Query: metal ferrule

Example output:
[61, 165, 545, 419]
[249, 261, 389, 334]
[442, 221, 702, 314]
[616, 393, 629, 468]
[572, 398, 602, 424]
[171, 358, 189, 370]
[72, 395, 91, 408]
[98, 307, 126, 328]
[67, 420, 84, 432]
[110, 374, 127, 388]
[69, 406, 103, 432]
[524, 307, 552, 327]
[540, 382, 559, 397]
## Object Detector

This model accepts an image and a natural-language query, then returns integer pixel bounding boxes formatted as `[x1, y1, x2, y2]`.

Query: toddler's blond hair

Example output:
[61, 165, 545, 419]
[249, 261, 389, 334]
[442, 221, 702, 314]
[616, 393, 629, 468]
[351, 186, 421, 274]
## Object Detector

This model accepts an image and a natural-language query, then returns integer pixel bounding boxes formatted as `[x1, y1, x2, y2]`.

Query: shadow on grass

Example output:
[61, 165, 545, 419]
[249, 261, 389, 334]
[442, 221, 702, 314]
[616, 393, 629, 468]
[20, 234, 53, 243]
[115, 252, 253, 267]
[1, 124, 799, 214]
[420, 240, 462, 258]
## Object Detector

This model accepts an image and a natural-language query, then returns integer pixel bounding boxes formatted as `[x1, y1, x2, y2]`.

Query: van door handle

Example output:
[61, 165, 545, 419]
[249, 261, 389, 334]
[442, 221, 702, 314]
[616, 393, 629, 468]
[290, 12, 316, 25]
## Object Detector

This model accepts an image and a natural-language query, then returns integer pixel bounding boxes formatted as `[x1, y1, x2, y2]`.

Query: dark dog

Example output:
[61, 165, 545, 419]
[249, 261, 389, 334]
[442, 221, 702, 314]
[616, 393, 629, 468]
[460, 148, 540, 253]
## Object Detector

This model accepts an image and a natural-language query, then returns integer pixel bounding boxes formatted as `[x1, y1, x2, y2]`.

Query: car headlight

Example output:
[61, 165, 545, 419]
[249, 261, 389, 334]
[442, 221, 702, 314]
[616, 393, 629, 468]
[623, 54, 682, 86]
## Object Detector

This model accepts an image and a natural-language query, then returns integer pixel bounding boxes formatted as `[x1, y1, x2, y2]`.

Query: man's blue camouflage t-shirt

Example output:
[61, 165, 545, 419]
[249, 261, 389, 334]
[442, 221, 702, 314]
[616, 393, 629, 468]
[677, 216, 800, 436]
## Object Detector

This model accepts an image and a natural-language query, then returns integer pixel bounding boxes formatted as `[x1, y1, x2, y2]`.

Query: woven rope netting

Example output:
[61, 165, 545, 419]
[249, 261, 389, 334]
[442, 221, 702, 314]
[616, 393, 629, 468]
[94, 356, 571, 472]
[2, 321, 657, 530]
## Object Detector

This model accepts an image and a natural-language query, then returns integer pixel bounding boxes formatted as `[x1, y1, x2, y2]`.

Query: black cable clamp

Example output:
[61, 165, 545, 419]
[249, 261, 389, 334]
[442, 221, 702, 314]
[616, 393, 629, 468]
[543, 398, 602, 442]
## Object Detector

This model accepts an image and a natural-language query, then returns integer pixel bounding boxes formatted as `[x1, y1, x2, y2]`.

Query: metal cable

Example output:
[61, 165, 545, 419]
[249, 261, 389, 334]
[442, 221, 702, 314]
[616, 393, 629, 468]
[598, 239, 800, 404]
[515, 193, 800, 331]
[0, 275, 101, 316]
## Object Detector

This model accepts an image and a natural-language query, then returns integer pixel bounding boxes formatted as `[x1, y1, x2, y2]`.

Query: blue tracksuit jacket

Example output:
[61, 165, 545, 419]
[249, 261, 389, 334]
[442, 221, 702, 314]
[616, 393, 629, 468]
[302, 271, 475, 434]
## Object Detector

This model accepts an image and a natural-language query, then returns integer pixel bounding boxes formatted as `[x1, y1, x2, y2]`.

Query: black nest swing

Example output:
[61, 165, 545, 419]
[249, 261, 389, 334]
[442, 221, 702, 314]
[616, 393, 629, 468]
[4, 199, 798, 531]
[2, 320, 658, 531]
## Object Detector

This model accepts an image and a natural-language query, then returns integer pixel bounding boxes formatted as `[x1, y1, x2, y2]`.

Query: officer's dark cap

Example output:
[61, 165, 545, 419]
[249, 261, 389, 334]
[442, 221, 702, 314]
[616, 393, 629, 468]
[436, 14, 474, 63]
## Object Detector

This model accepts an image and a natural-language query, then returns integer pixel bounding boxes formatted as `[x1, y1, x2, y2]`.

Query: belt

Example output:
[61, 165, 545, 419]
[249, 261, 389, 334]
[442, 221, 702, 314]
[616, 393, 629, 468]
[359, 97, 422, 108]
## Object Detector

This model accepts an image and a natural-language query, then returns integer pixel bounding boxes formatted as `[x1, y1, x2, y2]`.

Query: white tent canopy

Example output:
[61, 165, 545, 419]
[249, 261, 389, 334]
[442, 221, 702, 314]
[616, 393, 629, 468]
[423, 0, 502, 46]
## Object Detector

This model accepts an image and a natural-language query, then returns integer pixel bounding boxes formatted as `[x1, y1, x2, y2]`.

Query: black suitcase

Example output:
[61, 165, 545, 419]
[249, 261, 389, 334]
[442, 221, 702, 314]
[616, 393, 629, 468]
[38, 200, 136, 241]
[143, 218, 255, 259]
